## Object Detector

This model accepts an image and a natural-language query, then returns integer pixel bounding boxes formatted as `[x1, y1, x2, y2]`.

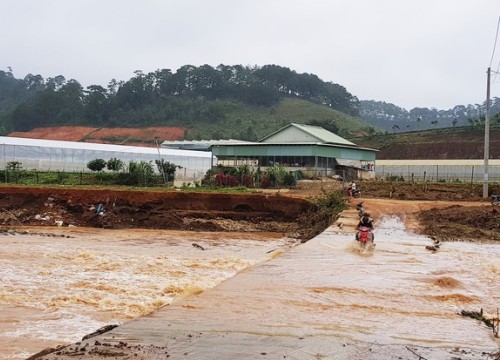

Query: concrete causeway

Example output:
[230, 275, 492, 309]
[37, 207, 499, 360]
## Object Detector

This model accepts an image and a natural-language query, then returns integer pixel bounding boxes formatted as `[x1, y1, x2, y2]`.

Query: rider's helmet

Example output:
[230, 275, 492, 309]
[363, 212, 370, 218]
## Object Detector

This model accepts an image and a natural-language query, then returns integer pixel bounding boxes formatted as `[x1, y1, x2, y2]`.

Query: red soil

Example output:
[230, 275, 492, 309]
[9, 126, 186, 146]
[0, 186, 322, 238]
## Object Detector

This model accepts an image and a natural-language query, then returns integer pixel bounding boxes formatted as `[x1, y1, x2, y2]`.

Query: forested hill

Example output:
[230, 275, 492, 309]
[0, 65, 370, 140]
[360, 99, 500, 133]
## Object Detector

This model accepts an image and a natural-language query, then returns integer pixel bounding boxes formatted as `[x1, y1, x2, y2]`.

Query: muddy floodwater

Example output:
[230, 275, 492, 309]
[87, 216, 498, 359]
[0, 228, 293, 360]
[318, 217, 500, 351]
[2, 216, 500, 359]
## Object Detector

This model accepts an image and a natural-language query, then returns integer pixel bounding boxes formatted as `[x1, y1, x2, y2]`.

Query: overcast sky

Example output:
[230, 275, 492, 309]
[2, 0, 500, 110]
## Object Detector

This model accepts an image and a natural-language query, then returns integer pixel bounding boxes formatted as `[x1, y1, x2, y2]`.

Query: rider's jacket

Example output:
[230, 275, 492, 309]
[357, 217, 374, 229]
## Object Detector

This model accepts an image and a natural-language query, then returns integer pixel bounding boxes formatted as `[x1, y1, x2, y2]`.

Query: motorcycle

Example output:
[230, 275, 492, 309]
[356, 226, 374, 247]
[345, 188, 361, 198]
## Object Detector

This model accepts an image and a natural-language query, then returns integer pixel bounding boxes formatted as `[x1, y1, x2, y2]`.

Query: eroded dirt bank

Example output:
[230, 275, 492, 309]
[0, 186, 328, 239]
[348, 181, 500, 242]
[2, 181, 500, 243]
[285, 179, 500, 243]
[343, 197, 499, 241]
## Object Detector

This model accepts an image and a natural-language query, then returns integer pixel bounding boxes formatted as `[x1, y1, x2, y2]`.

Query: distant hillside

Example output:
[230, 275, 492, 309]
[6, 64, 497, 144]
[0, 65, 371, 140]
[183, 97, 371, 141]
[352, 126, 500, 159]
[360, 99, 500, 132]
[8, 98, 370, 145]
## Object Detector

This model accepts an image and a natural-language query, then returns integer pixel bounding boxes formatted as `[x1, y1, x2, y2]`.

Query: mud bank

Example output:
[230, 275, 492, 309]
[0, 186, 326, 239]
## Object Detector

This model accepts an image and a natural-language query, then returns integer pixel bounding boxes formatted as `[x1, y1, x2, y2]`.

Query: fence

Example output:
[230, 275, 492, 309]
[375, 162, 500, 183]
[0, 169, 170, 187]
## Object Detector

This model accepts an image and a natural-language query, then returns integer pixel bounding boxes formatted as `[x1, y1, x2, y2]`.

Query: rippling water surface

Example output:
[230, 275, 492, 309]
[0, 228, 291, 360]
[2, 216, 500, 360]
[312, 216, 500, 348]
[145, 216, 500, 359]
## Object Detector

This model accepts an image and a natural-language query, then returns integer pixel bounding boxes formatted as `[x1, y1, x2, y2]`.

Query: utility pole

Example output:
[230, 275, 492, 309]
[483, 67, 491, 199]
[155, 137, 168, 185]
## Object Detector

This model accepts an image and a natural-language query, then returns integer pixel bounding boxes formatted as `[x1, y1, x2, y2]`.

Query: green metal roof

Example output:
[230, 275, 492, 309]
[260, 123, 356, 146]
[212, 143, 377, 161]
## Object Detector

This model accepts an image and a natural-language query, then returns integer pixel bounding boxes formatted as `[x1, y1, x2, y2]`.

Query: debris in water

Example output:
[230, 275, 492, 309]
[460, 309, 496, 328]
[82, 324, 119, 340]
[192, 243, 205, 250]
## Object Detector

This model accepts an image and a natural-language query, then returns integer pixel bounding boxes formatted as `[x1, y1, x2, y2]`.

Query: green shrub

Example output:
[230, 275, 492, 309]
[315, 190, 347, 215]
[283, 172, 297, 186]
[107, 158, 124, 172]
[87, 158, 106, 172]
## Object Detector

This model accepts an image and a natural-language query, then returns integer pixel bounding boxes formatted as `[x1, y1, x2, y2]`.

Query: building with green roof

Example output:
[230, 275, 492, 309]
[211, 123, 377, 180]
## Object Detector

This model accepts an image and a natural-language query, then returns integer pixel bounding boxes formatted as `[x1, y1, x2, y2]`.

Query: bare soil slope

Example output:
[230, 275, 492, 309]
[0, 186, 328, 240]
[353, 128, 500, 159]
[9, 126, 185, 146]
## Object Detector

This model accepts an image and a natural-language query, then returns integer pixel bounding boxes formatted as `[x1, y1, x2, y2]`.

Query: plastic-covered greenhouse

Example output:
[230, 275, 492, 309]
[376, 159, 500, 182]
[0, 137, 215, 182]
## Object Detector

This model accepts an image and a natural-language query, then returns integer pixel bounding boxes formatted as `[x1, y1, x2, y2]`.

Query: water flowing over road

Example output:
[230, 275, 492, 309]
[0, 228, 293, 359]
[34, 214, 500, 359]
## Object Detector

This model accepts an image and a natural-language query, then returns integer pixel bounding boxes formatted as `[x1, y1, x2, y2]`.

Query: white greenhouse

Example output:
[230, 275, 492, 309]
[376, 159, 500, 182]
[0, 136, 215, 182]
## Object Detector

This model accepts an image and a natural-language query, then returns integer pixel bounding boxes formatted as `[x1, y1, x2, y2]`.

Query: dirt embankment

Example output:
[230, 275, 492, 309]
[359, 180, 500, 202]
[0, 186, 329, 240]
[356, 180, 500, 242]
[1, 180, 499, 243]
[283, 179, 500, 243]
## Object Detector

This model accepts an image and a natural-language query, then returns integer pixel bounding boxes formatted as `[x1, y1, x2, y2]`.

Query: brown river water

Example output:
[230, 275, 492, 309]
[0, 228, 293, 359]
[1, 216, 500, 359]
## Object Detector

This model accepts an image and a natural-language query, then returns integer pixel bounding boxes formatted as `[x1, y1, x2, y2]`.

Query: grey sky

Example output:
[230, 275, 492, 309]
[2, 0, 499, 110]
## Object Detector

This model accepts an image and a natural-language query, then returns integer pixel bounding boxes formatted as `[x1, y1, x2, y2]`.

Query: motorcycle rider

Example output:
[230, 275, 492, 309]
[357, 212, 374, 229]
[356, 212, 374, 241]
[351, 181, 357, 192]
[346, 181, 357, 197]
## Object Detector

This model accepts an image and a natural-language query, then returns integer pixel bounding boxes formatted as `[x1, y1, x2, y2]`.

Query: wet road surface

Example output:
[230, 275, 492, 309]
[39, 209, 500, 359]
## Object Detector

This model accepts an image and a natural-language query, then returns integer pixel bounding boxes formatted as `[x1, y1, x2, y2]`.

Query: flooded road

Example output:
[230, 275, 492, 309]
[0, 228, 293, 360]
[64, 215, 500, 359]
[318, 216, 499, 348]
[3, 210, 500, 360]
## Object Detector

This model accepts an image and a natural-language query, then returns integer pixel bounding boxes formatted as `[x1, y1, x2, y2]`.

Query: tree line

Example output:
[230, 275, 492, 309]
[0, 65, 359, 135]
[360, 99, 500, 133]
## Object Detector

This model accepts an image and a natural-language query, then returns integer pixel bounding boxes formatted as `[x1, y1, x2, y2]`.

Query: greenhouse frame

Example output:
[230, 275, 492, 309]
[376, 159, 500, 182]
[0, 136, 214, 182]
